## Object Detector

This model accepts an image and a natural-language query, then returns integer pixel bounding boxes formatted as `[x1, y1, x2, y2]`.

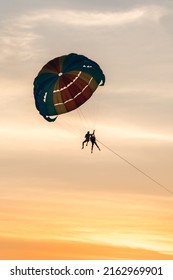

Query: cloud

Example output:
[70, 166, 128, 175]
[17, 6, 167, 27]
[1, 237, 173, 259]
[0, 5, 168, 63]
[0, 19, 41, 63]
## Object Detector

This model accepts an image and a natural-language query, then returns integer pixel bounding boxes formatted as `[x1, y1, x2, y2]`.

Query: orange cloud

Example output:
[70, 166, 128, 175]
[1, 237, 172, 260]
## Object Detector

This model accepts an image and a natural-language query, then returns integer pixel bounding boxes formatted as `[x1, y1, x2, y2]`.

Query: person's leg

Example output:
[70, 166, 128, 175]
[91, 143, 94, 153]
[95, 142, 101, 150]
[82, 140, 86, 149]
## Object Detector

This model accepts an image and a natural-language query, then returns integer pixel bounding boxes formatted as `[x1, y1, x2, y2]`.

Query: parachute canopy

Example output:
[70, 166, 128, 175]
[33, 53, 105, 122]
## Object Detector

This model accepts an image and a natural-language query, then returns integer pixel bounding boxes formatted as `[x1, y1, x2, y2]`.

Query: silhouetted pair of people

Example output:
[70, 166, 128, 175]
[82, 130, 101, 153]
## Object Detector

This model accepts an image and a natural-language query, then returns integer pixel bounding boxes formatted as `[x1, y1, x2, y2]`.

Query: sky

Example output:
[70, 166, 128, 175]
[0, 0, 173, 259]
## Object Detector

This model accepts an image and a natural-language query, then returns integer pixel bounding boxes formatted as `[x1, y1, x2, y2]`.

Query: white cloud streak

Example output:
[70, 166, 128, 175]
[0, 5, 168, 62]
[0, 20, 41, 62]
[18, 6, 167, 27]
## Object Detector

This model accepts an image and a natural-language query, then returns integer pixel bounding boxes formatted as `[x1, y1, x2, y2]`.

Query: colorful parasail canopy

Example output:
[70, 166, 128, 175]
[33, 53, 105, 122]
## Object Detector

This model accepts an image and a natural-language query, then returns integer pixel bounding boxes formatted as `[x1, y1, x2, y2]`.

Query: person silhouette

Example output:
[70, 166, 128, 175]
[82, 131, 90, 149]
[90, 130, 101, 153]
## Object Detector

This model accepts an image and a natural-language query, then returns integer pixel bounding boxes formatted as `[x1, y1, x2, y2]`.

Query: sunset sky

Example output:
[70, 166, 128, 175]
[0, 0, 173, 259]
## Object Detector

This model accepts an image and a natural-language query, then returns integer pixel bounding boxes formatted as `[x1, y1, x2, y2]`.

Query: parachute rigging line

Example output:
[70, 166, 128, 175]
[97, 140, 173, 196]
